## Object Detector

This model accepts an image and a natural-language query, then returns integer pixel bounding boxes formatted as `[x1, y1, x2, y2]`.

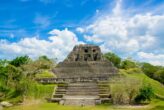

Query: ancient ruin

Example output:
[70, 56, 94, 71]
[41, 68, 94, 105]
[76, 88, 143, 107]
[39, 44, 118, 106]
[53, 44, 118, 78]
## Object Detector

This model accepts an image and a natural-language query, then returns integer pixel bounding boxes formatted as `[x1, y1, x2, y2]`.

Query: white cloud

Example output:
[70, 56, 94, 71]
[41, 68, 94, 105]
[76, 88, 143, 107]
[138, 52, 164, 66]
[84, 0, 163, 54]
[0, 28, 83, 62]
[76, 27, 85, 33]
[112, 0, 122, 17]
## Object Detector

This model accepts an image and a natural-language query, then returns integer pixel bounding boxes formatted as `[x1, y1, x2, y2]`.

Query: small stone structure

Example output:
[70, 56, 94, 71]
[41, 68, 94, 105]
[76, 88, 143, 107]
[50, 44, 118, 106]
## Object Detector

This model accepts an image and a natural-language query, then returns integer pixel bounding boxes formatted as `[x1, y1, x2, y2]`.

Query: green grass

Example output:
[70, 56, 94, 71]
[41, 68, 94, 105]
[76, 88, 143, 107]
[35, 71, 56, 78]
[4, 99, 164, 110]
[120, 69, 164, 97]
[26, 83, 55, 99]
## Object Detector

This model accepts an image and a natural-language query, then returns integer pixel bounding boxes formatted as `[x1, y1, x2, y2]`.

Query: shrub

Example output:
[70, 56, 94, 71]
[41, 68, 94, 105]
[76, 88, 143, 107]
[104, 52, 121, 68]
[121, 59, 137, 70]
[135, 84, 154, 103]
[110, 77, 141, 104]
[154, 69, 164, 84]
[35, 71, 56, 78]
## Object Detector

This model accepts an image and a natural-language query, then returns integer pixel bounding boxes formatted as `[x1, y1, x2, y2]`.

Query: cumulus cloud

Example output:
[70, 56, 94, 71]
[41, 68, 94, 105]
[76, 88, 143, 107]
[0, 28, 83, 62]
[138, 52, 164, 66]
[84, 0, 163, 55]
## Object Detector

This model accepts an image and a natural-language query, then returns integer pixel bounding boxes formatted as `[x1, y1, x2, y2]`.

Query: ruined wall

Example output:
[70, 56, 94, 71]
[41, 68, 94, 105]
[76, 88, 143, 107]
[64, 44, 104, 62]
[53, 44, 118, 78]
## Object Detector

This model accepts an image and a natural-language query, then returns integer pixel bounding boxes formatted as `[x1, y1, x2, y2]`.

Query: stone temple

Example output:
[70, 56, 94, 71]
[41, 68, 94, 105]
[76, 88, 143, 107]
[53, 44, 117, 78]
[39, 44, 118, 106]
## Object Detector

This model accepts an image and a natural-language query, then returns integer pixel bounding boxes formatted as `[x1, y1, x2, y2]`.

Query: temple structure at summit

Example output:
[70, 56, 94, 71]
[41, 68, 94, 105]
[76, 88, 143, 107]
[53, 44, 118, 78]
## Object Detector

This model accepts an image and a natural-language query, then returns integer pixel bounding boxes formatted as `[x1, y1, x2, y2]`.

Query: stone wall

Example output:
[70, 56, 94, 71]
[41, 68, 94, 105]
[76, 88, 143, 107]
[53, 44, 118, 78]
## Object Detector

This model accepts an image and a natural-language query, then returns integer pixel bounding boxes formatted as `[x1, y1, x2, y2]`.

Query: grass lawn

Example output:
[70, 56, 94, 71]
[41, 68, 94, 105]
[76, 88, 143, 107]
[4, 99, 164, 110]
[120, 69, 164, 97]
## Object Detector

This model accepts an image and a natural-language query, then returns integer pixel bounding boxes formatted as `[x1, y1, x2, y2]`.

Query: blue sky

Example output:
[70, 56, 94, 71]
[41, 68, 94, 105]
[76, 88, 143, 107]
[0, 0, 164, 65]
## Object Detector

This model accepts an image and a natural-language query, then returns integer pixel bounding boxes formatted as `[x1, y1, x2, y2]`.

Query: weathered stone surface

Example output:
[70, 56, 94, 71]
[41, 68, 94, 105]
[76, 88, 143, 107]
[63, 82, 99, 106]
[53, 44, 118, 78]
[64, 44, 103, 62]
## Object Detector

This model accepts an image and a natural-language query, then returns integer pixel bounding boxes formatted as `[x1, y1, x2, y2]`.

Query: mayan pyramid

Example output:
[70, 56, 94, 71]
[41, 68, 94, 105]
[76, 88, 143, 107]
[53, 44, 118, 78]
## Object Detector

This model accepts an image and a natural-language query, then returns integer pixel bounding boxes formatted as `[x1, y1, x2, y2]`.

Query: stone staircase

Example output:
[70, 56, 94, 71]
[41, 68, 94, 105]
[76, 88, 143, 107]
[63, 82, 99, 106]
[51, 83, 68, 102]
[98, 81, 111, 103]
[50, 82, 111, 106]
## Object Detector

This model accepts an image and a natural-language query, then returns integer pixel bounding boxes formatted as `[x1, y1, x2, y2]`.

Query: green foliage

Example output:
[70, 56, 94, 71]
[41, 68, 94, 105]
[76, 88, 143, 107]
[120, 69, 164, 98]
[141, 63, 164, 84]
[25, 81, 55, 98]
[0, 59, 9, 67]
[141, 63, 158, 78]
[20, 55, 55, 77]
[0, 55, 56, 103]
[0, 64, 24, 102]
[135, 84, 154, 103]
[10, 55, 30, 67]
[124, 68, 143, 74]
[104, 52, 121, 68]
[154, 69, 164, 84]
[39, 56, 51, 61]
[35, 71, 56, 78]
[110, 77, 141, 104]
[121, 59, 137, 69]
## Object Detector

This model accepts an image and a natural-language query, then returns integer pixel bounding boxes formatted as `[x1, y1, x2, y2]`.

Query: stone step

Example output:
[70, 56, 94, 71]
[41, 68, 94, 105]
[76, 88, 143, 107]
[68, 83, 97, 86]
[68, 84, 98, 87]
[64, 99, 96, 106]
[55, 91, 66, 94]
[99, 94, 110, 98]
[63, 96, 98, 106]
[66, 90, 99, 92]
[100, 98, 111, 101]
[51, 98, 62, 102]
[53, 94, 64, 98]
[66, 93, 98, 95]
[55, 89, 67, 92]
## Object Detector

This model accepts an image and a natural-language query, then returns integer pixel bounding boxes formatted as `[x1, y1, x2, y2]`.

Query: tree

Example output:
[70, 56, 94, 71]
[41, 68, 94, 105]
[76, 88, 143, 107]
[154, 69, 164, 84]
[20, 56, 55, 77]
[10, 55, 30, 67]
[141, 63, 158, 78]
[0, 59, 9, 67]
[104, 52, 121, 68]
[121, 59, 137, 70]
[0, 64, 24, 101]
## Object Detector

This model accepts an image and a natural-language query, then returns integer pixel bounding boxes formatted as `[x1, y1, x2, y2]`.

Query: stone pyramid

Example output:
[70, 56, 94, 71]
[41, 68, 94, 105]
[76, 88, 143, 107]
[53, 44, 118, 78]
